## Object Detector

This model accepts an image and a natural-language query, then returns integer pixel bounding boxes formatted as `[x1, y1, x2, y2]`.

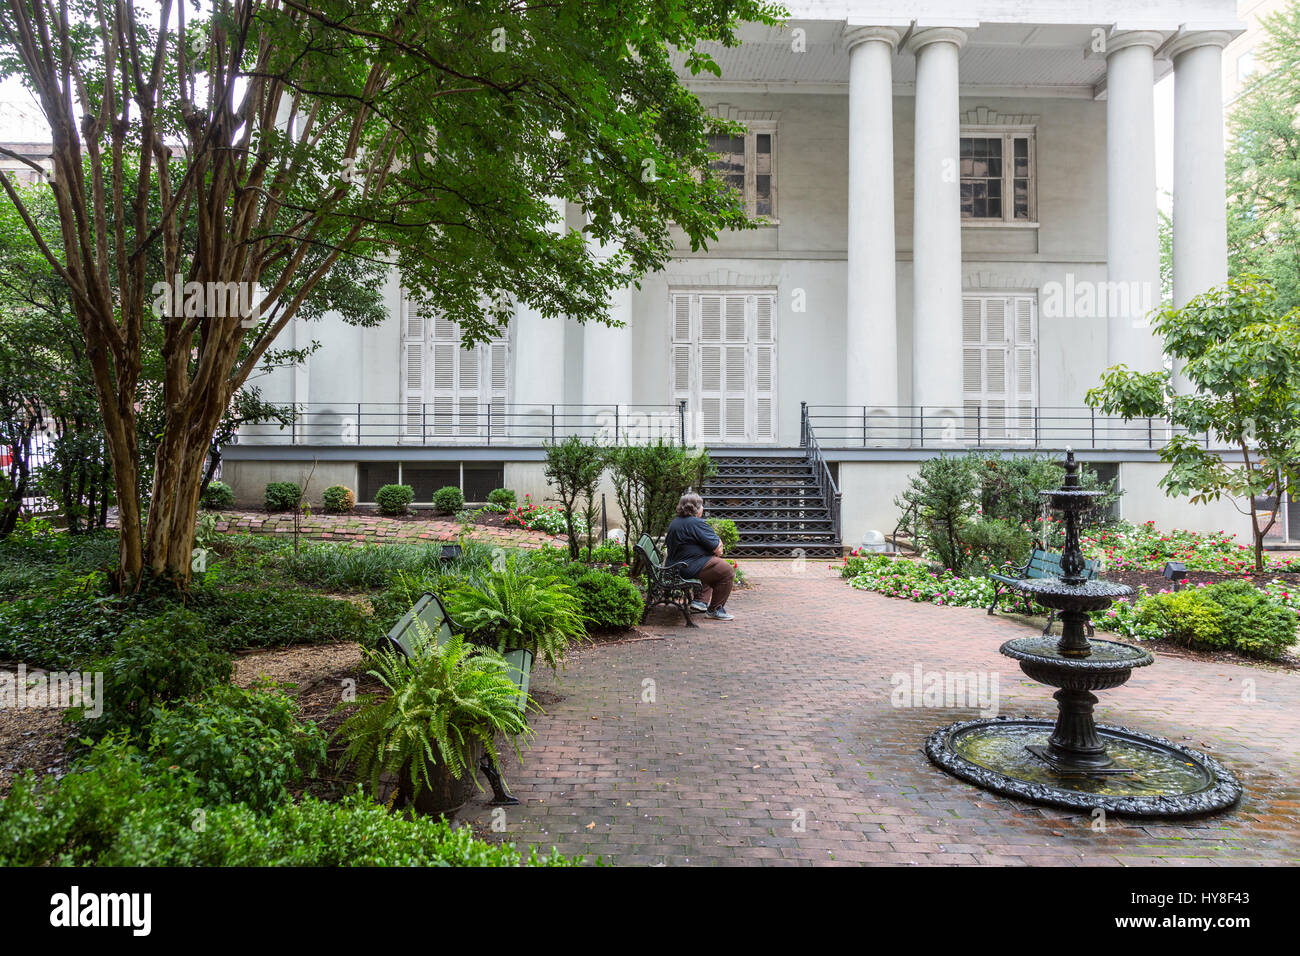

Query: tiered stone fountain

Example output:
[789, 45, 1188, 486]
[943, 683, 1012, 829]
[925, 450, 1241, 817]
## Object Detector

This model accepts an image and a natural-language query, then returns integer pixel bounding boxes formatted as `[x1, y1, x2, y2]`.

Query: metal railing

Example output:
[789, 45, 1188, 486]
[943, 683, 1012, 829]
[804, 405, 1236, 452]
[232, 402, 689, 447]
[800, 402, 842, 544]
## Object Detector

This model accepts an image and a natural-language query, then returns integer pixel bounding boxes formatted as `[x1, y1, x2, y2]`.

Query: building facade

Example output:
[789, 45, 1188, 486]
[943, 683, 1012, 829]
[227, 0, 1253, 550]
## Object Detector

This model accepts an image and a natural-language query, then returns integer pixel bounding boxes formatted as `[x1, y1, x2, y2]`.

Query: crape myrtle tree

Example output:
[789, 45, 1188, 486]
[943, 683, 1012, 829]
[0, 0, 778, 590]
[1085, 276, 1300, 572]
[0, 175, 317, 539]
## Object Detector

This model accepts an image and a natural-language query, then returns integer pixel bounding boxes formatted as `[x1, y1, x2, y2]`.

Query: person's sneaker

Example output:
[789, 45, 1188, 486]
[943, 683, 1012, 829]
[705, 607, 733, 621]
[689, 601, 709, 612]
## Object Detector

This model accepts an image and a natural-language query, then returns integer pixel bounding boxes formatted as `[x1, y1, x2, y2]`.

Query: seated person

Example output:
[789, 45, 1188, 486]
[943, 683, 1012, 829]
[664, 492, 734, 621]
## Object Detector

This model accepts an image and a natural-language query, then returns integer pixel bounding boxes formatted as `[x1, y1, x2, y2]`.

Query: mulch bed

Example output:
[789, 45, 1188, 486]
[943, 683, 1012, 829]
[1104, 568, 1300, 594]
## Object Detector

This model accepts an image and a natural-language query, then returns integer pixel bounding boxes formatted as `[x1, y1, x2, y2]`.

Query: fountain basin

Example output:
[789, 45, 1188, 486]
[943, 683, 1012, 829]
[1008, 576, 1133, 613]
[1001, 635, 1153, 690]
[926, 717, 1242, 817]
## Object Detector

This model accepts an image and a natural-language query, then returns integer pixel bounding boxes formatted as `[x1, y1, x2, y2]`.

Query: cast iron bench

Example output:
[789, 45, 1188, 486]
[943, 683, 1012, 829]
[634, 533, 701, 627]
[385, 592, 531, 805]
[987, 542, 1098, 636]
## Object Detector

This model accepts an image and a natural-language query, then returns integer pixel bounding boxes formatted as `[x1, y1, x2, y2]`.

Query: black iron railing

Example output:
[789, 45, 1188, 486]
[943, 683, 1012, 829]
[800, 402, 842, 545]
[804, 405, 1234, 452]
[231, 402, 689, 447]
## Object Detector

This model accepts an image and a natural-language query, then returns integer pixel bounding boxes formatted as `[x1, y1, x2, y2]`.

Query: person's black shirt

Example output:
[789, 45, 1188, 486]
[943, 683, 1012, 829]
[664, 515, 720, 578]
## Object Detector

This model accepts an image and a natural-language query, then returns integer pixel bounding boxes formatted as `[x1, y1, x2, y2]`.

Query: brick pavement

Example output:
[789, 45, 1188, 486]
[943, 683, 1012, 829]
[461, 560, 1300, 866]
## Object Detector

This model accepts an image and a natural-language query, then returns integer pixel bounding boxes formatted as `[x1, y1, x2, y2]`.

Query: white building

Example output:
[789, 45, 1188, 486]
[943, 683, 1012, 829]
[228, 0, 1251, 554]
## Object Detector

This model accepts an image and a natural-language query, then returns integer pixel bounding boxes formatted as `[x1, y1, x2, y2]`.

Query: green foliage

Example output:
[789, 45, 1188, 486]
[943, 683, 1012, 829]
[895, 455, 979, 574]
[0, 584, 375, 670]
[607, 441, 716, 563]
[264, 482, 302, 512]
[445, 557, 586, 671]
[75, 610, 233, 741]
[1226, 4, 1300, 310]
[1132, 580, 1299, 658]
[284, 541, 446, 590]
[432, 485, 466, 515]
[570, 569, 643, 630]
[896, 453, 1117, 574]
[148, 684, 326, 812]
[334, 630, 531, 801]
[375, 484, 415, 516]
[707, 517, 740, 552]
[577, 542, 632, 566]
[321, 485, 356, 513]
[0, 737, 580, 866]
[544, 436, 605, 558]
[200, 481, 236, 510]
[962, 518, 1033, 575]
[1085, 277, 1300, 570]
[487, 488, 517, 509]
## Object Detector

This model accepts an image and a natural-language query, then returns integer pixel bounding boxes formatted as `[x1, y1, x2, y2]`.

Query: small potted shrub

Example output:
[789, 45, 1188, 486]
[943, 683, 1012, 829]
[486, 488, 516, 510]
[322, 485, 356, 514]
[432, 485, 465, 515]
[375, 483, 415, 516]
[200, 480, 236, 510]
[264, 481, 302, 512]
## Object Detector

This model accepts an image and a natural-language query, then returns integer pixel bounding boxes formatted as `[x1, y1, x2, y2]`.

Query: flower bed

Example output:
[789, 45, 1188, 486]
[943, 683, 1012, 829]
[1082, 520, 1300, 574]
[835, 551, 1298, 659]
[502, 494, 577, 537]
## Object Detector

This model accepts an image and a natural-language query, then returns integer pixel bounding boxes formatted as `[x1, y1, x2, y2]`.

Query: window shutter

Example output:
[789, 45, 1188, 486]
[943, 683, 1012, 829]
[962, 294, 1037, 442]
[403, 342, 424, 439]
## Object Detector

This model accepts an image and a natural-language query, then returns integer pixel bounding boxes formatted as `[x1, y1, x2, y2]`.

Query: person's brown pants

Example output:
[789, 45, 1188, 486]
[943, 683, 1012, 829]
[697, 557, 735, 611]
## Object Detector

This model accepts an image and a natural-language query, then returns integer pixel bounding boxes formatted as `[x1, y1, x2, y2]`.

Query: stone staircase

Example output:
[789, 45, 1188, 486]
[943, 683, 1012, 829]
[702, 452, 841, 559]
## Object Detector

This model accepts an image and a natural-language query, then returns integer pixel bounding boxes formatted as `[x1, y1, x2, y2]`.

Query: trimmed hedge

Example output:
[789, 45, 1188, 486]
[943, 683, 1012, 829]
[375, 484, 414, 516]
[264, 482, 301, 512]
[322, 485, 356, 513]
[200, 481, 236, 510]
[433, 485, 465, 514]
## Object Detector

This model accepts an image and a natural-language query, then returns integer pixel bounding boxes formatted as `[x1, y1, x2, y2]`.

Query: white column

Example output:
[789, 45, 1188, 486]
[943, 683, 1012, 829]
[907, 27, 966, 432]
[1105, 32, 1163, 374]
[582, 231, 634, 442]
[513, 197, 568, 436]
[1170, 31, 1232, 393]
[845, 26, 901, 427]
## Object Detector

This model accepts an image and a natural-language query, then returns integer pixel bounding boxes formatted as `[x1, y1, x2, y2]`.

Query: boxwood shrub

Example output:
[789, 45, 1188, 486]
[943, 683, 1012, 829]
[432, 485, 465, 515]
[570, 569, 643, 630]
[1136, 580, 1297, 658]
[200, 480, 236, 510]
[264, 481, 301, 512]
[487, 487, 517, 509]
[375, 483, 414, 516]
[322, 485, 356, 514]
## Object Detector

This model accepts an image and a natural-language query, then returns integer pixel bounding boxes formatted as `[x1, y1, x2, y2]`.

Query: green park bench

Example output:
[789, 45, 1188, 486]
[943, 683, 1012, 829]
[385, 592, 531, 806]
[987, 542, 1098, 637]
[634, 533, 701, 628]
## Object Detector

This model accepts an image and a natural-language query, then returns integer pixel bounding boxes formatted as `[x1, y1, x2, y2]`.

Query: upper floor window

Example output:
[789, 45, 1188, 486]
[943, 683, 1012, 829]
[960, 129, 1035, 224]
[708, 125, 777, 219]
[1237, 50, 1257, 84]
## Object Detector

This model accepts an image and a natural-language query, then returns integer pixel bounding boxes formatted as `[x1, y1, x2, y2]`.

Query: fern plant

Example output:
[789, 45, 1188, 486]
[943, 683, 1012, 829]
[444, 557, 587, 671]
[332, 624, 531, 804]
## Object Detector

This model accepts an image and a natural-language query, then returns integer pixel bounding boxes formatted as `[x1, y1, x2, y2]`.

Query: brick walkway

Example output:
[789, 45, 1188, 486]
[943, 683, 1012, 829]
[462, 561, 1300, 866]
[204, 510, 563, 549]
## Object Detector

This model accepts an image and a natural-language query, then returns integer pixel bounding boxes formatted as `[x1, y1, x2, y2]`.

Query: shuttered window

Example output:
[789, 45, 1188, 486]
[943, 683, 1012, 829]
[671, 291, 777, 443]
[962, 294, 1037, 441]
[401, 302, 509, 440]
